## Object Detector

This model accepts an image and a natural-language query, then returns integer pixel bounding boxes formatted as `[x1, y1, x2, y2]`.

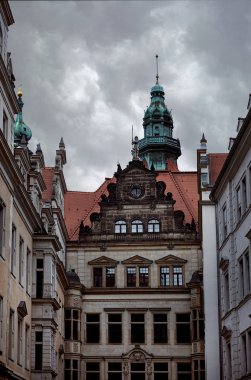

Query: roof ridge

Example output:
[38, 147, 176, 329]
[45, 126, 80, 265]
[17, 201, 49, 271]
[169, 172, 196, 222]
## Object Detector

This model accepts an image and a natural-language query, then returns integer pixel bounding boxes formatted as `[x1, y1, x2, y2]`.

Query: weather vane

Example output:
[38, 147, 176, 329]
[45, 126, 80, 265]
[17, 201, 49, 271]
[156, 54, 159, 84]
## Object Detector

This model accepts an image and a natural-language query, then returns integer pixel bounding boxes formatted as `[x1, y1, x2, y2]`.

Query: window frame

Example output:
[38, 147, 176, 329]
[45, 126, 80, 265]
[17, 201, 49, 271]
[130, 313, 145, 344]
[126, 266, 150, 287]
[93, 266, 116, 288]
[108, 313, 122, 344]
[86, 314, 100, 344]
[160, 265, 184, 287]
[65, 308, 80, 341]
[176, 313, 191, 344]
[131, 219, 143, 234]
[114, 220, 126, 234]
[65, 358, 79, 380]
[153, 313, 168, 344]
[0, 198, 6, 258]
[86, 361, 100, 380]
[148, 219, 160, 233]
[177, 362, 192, 380]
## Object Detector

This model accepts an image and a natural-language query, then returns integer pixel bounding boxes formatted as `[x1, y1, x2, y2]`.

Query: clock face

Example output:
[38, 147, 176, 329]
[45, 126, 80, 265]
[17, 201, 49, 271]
[130, 186, 143, 199]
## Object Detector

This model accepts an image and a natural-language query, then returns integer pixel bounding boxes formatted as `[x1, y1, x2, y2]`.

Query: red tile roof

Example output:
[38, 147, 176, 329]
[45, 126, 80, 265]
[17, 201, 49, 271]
[157, 171, 199, 225]
[208, 153, 228, 185]
[64, 170, 199, 241]
[64, 177, 115, 240]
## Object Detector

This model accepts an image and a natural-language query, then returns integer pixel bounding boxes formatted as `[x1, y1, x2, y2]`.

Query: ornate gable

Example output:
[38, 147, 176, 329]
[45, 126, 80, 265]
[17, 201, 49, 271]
[122, 255, 153, 265]
[88, 255, 119, 266]
[155, 254, 187, 264]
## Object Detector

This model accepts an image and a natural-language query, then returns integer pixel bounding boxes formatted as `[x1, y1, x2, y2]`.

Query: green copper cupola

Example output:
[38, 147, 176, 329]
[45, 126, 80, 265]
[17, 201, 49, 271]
[138, 55, 181, 170]
[14, 89, 32, 147]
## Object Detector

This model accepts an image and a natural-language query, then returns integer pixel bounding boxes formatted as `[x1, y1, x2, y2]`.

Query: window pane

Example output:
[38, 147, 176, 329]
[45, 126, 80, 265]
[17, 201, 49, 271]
[108, 363, 122, 371]
[106, 267, 115, 287]
[93, 268, 102, 287]
[86, 324, 100, 343]
[108, 314, 121, 322]
[154, 363, 168, 371]
[86, 362, 100, 371]
[127, 267, 136, 287]
[131, 363, 145, 371]
[108, 324, 122, 343]
[87, 314, 99, 322]
[131, 324, 144, 343]
[154, 324, 167, 343]
[139, 267, 149, 287]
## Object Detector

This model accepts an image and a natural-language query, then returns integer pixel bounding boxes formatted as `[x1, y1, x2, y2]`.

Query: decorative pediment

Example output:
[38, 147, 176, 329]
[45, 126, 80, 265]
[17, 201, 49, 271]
[219, 257, 229, 271]
[122, 255, 153, 265]
[122, 345, 153, 360]
[88, 256, 119, 266]
[17, 301, 28, 318]
[155, 254, 187, 265]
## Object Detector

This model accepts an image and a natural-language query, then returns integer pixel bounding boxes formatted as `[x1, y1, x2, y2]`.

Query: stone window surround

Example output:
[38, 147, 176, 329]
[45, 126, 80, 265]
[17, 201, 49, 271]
[156, 255, 187, 288]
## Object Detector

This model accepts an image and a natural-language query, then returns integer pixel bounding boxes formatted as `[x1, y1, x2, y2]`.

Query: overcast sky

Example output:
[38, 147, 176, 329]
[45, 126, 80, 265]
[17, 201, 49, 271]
[8, 0, 251, 191]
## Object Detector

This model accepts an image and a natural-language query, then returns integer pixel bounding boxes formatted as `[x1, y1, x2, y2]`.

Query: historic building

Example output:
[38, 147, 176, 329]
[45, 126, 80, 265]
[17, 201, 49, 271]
[62, 76, 205, 380]
[198, 96, 251, 380]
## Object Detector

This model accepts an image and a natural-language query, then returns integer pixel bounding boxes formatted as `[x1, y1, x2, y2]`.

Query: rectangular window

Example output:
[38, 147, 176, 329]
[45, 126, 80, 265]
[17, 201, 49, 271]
[93, 267, 102, 287]
[131, 362, 145, 380]
[26, 248, 31, 293]
[8, 309, 14, 360]
[131, 314, 145, 344]
[226, 342, 232, 379]
[108, 314, 122, 344]
[176, 314, 191, 344]
[177, 363, 192, 380]
[139, 267, 149, 287]
[17, 317, 23, 365]
[239, 257, 244, 299]
[0, 199, 6, 257]
[65, 359, 79, 380]
[0, 297, 3, 352]
[222, 205, 227, 239]
[86, 314, 100, 343]
[242, 176, 247, 211]
[244, 251, 250, 295]
[19, 237, 24, 285]
[127, 267, 136, 287]
[65, 309, 80, 340]
[36, 258, 44, 298]
[35, 331, 43, 370]
[192, 310, 204, 341]
[108, 362, 122, 380]
[224, 272, 230, 311]
[194, 360, 205, 380]
[242, 334, 247, 374]
[10, 225, 16, 274]
[153, 314, 168, 344]
[106, 267, 115, 287]
[154, 363, 168, 380]
[86, 362, 100, 380]
[3, 111, 8, 141]
[25, 324, 30, 369]
[160, 267, 170, 286]
[236, 186, 242, 221]
[173, 266, 183, 286]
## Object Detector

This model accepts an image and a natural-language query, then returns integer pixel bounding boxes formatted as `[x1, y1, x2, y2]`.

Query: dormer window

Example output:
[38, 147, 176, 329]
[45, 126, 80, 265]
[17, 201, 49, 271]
[114, 220, 126, 234]
[148, 219, 160, 233]
[131, 220, 143, 233]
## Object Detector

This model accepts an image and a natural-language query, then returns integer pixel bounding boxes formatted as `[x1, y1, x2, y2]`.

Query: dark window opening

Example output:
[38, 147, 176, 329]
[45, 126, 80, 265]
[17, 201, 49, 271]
[86, 314, 100, 343]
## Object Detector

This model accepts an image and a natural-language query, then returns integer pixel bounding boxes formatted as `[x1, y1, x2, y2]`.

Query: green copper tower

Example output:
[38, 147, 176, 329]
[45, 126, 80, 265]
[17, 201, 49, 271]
[138, 56, 181, 170]
[14, 88, 32, 147]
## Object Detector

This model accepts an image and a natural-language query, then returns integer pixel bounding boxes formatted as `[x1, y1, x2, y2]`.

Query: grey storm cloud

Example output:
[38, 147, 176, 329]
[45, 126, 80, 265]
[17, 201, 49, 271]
[8, 0, 251, 191]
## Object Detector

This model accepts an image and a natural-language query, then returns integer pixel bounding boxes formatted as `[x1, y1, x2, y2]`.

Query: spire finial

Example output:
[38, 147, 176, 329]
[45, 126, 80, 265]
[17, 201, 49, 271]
[155, 54, 159, 84]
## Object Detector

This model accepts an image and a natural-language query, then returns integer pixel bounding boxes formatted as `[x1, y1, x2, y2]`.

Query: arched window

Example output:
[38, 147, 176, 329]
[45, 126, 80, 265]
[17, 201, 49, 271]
[0, 25, 3, 55]
[114, 220, 126, 234]
[131, 220, 143, 233]
[148, 219, 160, 233]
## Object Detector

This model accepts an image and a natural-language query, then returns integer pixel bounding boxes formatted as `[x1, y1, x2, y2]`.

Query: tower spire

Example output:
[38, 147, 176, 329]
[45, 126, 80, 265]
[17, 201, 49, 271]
[155, 54, 159, 84]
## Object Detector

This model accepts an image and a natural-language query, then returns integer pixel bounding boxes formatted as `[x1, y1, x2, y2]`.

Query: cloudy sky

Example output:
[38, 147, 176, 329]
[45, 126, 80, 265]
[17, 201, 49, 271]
[8, 0, 251, 191]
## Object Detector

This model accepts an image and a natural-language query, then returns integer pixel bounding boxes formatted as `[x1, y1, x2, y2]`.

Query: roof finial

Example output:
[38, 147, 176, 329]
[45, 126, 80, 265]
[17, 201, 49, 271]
[155, 54, 159, 84]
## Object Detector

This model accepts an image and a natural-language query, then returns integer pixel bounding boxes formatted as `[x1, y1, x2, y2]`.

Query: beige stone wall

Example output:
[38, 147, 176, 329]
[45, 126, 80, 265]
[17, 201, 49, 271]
[0, 174, 33, 379]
